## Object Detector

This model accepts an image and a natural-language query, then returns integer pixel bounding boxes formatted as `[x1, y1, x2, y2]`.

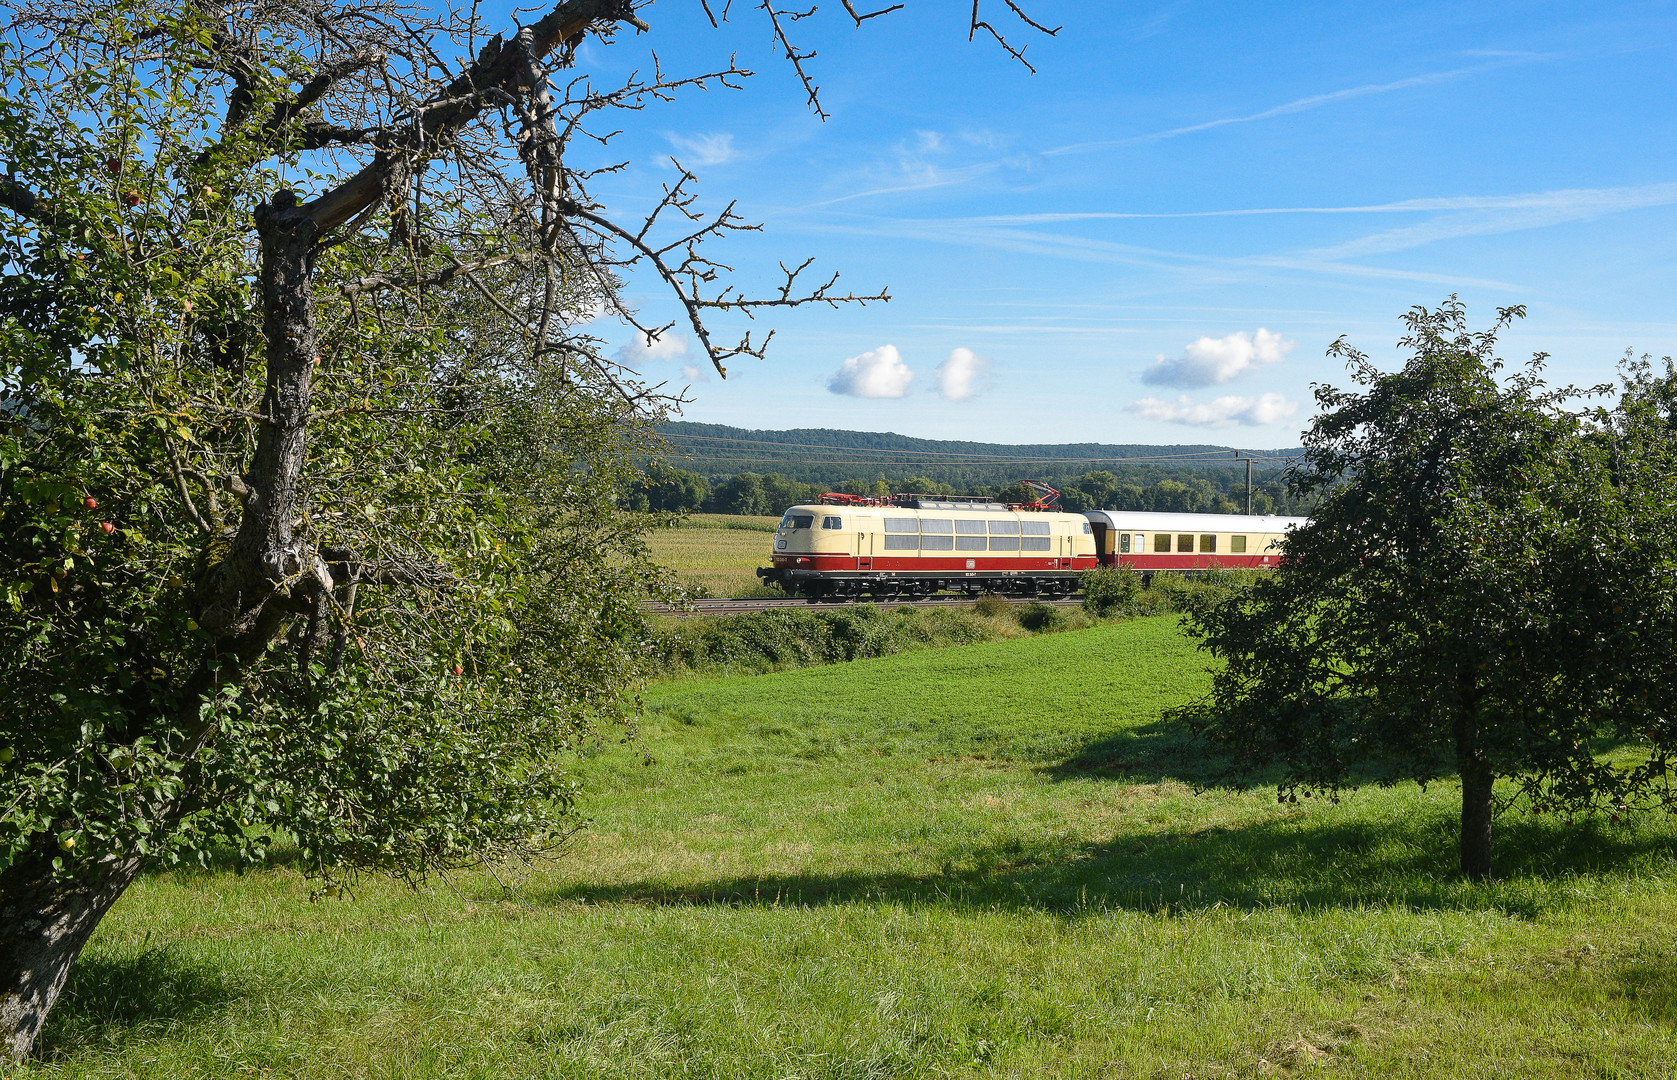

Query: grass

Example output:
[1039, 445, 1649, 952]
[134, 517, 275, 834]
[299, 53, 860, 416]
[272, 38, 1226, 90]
[645, 516, 778, 596]
[21, 617, 1677, 1077]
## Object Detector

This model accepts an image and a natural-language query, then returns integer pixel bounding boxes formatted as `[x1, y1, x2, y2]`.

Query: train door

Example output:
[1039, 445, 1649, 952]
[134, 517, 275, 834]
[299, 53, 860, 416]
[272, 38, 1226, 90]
[857, 526, 872, 570]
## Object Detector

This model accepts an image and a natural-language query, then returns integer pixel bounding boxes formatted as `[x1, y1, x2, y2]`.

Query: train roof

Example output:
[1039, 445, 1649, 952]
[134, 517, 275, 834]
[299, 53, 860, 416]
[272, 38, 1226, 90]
[789, 502, 1082, 515]
[1083, 510, 1309, 533]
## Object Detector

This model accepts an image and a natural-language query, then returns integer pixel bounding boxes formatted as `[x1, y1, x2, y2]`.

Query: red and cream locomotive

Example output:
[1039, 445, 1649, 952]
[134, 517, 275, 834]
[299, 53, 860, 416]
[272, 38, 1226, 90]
[757, 486, 1305, 598]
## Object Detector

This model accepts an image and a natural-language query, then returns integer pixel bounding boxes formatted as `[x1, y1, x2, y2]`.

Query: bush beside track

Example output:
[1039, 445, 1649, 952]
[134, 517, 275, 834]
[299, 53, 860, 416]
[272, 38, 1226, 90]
[645, 568, 1257, 677]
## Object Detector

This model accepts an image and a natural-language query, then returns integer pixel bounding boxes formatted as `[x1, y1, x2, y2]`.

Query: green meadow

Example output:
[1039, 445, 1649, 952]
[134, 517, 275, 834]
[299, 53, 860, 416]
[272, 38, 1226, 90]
[20, 617, 1677, 1078]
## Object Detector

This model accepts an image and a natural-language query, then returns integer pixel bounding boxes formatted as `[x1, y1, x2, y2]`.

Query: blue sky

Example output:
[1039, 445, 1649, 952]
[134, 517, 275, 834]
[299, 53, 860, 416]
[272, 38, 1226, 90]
[563, 1, 1677, 445]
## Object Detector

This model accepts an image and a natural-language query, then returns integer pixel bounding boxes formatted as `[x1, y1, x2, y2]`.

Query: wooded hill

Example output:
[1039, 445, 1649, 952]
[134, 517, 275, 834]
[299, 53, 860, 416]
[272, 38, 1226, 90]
[656, 422, 1302, 487]
[640, 423, 1313, 516]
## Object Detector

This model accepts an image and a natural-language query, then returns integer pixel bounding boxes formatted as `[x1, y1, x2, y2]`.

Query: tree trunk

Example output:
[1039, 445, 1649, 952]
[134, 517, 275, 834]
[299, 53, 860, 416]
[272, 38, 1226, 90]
[0, 854, 142, 1062]
[1453, 673, 1494, 881]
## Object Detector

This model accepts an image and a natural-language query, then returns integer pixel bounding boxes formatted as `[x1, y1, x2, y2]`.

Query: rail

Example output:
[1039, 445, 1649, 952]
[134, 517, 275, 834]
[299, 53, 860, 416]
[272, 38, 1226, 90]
[643, 594, 1086, 618]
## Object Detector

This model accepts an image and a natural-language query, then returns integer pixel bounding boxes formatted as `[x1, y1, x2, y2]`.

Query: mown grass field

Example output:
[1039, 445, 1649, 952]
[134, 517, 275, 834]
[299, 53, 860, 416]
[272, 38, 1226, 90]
[646, 515, 779, 597]
[22, 617, 1677, 1077]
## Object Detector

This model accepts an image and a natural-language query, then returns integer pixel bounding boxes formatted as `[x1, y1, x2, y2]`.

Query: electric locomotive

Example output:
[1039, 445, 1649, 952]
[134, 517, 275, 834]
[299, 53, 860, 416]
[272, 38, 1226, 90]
[757, 491, 1096, 599]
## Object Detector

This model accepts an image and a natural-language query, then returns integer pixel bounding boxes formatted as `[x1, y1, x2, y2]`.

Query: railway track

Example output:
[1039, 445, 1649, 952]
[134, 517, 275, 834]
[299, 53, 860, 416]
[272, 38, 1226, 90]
[644, 594, 1087, 618]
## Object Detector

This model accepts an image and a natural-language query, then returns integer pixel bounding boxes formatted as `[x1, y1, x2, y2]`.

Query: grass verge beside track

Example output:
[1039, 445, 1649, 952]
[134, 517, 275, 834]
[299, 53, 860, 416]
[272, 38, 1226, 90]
[25, 617, 1677, 1077]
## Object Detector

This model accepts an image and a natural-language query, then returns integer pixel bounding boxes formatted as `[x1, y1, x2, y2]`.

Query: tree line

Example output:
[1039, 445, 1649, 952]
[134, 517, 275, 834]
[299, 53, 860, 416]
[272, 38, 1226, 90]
[624, 465, 1312, 516]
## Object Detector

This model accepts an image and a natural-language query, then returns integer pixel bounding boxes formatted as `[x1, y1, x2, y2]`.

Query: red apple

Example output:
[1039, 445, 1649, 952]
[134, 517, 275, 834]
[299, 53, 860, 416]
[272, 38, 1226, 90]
[123, 190, 141, 207]
[83, 496, 98, 509]
[99, 522, 115, 534]
[106, 157, 122, 174]
[452, 664, 464, 676]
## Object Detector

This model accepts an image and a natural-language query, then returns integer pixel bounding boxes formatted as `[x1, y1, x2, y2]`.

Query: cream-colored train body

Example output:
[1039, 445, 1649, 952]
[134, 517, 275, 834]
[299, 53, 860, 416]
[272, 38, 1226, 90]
[1083, 510, 1307, 579]
[757, 500, 1098, 598]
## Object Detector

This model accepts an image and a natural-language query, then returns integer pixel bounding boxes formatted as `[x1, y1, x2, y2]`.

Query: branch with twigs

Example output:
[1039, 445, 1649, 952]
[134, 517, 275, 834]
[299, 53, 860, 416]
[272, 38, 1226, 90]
[969, 0, 1060, 74]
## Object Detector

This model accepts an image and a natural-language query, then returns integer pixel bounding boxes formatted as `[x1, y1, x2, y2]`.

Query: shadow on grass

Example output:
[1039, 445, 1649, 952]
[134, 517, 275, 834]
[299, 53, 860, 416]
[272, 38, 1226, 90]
[33, 945, 235, 1059]
[537, 811, 1677, 920]
[1046, 715, 1247, 788]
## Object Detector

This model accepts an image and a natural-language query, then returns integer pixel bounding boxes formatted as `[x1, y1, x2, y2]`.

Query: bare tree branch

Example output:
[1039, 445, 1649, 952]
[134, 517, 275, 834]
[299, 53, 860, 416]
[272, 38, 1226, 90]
[840, 0, 905, 25]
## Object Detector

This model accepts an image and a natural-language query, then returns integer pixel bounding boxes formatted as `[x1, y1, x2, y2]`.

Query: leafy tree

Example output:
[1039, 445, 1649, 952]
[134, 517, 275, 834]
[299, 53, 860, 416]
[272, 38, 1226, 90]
[0, 0, 1058, 1059]
[707, 471, 769, 516]
[1186, 301, 1677, 880]
[633, 465, 710, 513]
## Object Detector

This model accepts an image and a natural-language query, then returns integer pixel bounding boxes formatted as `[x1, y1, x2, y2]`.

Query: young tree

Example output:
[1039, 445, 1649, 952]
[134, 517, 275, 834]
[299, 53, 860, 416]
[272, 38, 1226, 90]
[1186, 300, 1677, 880]
[0, 0, 1057, 1060]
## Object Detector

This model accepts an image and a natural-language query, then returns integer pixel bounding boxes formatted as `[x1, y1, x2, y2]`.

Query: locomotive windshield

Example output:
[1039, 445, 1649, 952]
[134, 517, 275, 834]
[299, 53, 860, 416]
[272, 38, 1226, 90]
[779, 512, 815, 530]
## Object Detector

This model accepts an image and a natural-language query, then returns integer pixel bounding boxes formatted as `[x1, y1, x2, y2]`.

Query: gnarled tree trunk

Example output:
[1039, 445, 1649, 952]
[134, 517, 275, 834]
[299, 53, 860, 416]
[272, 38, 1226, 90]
[1, 853, 143, 1061]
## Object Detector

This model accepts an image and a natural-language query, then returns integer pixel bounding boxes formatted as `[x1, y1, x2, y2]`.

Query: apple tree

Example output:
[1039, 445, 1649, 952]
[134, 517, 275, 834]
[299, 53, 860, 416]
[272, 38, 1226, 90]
[1185, 300, 1677, 881]
[0, 0, 1057, 1059]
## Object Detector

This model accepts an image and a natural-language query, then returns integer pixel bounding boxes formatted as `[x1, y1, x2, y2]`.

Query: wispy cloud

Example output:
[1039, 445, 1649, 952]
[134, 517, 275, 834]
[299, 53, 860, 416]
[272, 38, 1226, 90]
[666, 132, 737, 167]
[1043, 58, 1547, 157]
[1130, 393, 1299, 428]
[1308, 182, 1677, 258]
[909, 324, 1143, 334]
[796, 215, 1520, 291]
[940, 183, 1677, 225]
[801, 160, 1008, 209]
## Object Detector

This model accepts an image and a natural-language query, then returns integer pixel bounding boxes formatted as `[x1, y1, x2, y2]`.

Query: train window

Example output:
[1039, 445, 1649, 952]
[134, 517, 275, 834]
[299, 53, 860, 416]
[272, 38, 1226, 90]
[1230, 535, 1247, 553]
[1022, 537, 1051, 551]
[1154, 534, 1171, 553]
[1200, 534, 1216, 553]
[920, 518, 954, 534]
[989, 537, 1021, 551]
[1022, 520, 1050, 535]
[1119, 533, 1131, 554]
[989, 520, 1020, 535]
[785, 515, 813, 530]
[1177, 534, 1194, 552]
[884, 517, 917, 533]
[955, 536, 987, 550]
[821, 516, 843, 530]
[920, 535, 954, 550]
[883, 535, 919, 550]
[1083, 522, 1092, 534]
[955, 519, 986, 534]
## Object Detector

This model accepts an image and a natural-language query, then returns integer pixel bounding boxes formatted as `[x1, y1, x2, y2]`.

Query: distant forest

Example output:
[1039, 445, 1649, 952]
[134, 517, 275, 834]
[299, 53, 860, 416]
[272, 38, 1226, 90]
[628, 423, 1314, 517]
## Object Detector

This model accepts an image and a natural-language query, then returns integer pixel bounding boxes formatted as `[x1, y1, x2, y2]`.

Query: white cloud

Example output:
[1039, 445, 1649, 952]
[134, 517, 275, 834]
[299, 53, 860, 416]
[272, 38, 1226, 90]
[1141, 328, 1293, 388]
[1130, 393, 1298, 428]
[617, 330, 688, 367]
[934, 347, 991, 402]
[679, 363, 710, 384]
[666, 132, 736, 167]
[828, 344, 915, 399]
